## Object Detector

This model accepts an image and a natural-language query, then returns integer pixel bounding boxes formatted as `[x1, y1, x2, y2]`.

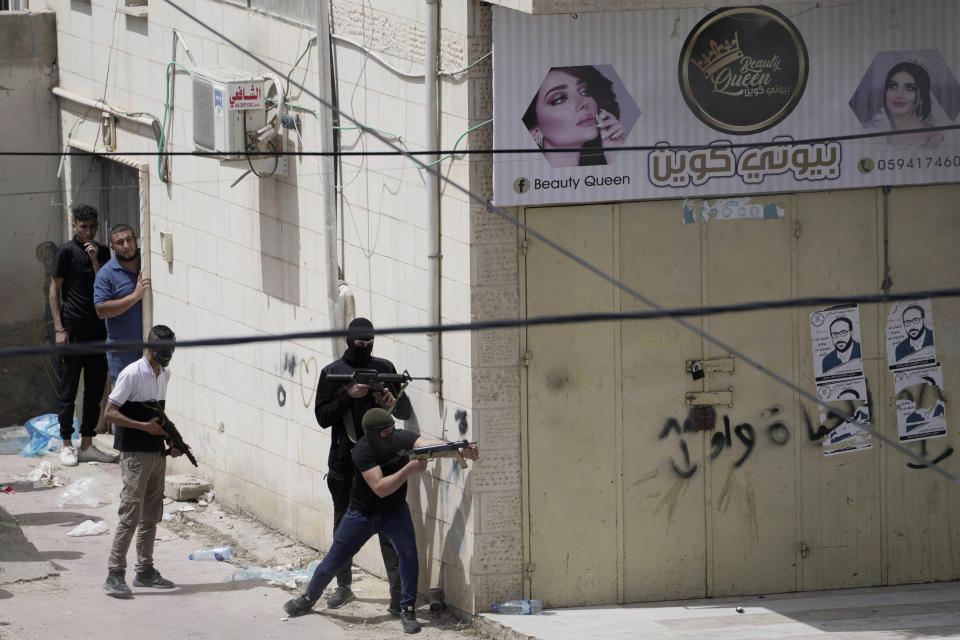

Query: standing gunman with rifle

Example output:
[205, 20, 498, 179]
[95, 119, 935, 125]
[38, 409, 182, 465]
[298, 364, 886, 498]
[102, 325, 187, 598]
[314, 317, 426, 615]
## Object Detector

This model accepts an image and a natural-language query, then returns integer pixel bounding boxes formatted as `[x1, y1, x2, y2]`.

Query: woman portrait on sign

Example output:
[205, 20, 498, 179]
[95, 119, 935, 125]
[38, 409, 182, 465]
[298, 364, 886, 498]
[522, 65, 627, 168]
[883, 61, 943, 149]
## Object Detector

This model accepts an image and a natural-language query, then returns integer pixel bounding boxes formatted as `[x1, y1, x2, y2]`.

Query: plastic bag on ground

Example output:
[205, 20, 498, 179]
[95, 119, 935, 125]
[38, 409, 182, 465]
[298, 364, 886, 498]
[227, 559, 319, 587]
[21, 414, 78, 456]
[56, 476, 102, 508]
[0, 425, 30, 455]
[67, 519, 109, 536]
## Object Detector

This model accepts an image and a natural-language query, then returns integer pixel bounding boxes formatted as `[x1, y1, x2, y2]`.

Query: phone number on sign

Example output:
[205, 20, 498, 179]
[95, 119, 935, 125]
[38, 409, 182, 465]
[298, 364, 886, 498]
[876, 155, 960, 171]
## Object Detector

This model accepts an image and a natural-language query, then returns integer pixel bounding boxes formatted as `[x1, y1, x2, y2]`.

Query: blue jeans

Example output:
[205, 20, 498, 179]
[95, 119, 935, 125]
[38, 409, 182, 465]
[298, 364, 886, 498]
[306, 504, 418, 609]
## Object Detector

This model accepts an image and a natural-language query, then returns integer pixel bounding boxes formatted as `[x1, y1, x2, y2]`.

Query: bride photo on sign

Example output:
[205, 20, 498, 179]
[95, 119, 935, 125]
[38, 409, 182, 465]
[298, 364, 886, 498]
[848, 50, 959, 151]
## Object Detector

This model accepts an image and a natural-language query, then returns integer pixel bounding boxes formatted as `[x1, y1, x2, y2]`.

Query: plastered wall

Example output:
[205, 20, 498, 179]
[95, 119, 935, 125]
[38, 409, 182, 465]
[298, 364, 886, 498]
[44, 0, 520, 613]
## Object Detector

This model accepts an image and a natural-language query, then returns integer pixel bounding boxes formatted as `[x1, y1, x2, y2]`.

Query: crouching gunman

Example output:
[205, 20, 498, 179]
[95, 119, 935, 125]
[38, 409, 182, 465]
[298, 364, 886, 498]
[284, 408, 479, 634]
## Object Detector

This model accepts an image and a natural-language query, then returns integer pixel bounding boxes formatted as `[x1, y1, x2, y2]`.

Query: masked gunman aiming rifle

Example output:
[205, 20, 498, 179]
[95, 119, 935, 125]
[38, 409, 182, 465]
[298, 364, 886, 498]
[284, 406, 479, 634]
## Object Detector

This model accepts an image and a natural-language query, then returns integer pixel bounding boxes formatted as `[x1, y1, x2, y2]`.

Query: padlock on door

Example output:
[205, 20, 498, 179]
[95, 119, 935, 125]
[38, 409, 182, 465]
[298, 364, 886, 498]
[690, 361, 705, 380]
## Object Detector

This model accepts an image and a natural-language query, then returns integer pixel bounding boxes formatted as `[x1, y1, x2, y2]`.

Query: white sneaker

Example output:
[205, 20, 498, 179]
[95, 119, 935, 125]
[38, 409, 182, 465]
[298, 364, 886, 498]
[77, 444, 119, 463]
[60, 445, 79, 467]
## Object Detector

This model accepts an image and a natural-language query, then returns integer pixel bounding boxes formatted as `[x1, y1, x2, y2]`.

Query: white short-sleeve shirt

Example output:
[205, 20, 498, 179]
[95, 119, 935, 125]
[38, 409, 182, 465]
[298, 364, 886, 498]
[109, 357, 170, 406]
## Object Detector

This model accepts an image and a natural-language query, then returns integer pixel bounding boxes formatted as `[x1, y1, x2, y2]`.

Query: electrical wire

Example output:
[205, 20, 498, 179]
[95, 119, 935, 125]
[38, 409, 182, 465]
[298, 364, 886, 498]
[156, 0, 960, 483]
[4, 286, 958, 354]
[5, 123, 959, 158]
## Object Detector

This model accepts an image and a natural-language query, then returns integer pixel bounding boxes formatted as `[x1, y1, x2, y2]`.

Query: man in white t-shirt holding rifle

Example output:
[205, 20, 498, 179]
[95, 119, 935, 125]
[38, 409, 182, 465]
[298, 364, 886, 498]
[102, 324, 186, 598]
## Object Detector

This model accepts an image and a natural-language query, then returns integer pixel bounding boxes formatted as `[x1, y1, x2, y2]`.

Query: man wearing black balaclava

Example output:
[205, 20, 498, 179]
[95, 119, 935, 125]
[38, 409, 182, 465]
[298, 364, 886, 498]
[313, 317, 412, 614]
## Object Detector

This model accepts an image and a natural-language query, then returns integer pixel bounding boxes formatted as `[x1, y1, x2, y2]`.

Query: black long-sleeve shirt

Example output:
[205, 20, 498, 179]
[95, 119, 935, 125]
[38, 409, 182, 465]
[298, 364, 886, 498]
[314, 354, 413, 475]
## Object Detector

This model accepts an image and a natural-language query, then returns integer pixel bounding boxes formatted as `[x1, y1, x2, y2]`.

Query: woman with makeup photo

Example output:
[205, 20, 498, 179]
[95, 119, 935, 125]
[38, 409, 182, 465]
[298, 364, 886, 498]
[522, 65, 627, 168]
[883, 61, 943, 149]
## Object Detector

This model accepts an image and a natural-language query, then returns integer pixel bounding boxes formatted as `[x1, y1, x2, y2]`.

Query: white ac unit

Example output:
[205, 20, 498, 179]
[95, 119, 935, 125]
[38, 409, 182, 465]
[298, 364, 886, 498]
[191, 66, 267, 160]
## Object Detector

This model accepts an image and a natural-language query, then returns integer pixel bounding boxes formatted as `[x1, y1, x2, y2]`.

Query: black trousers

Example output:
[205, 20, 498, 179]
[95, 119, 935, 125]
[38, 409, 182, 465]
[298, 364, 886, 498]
[57, 325, 108, 441]
[328, 470, 401, 599]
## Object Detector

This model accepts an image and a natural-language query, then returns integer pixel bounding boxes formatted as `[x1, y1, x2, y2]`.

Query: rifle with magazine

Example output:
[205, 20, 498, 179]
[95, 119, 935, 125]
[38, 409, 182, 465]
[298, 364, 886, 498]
[325, 369, 431, 393]
[120, 399, 198, 467]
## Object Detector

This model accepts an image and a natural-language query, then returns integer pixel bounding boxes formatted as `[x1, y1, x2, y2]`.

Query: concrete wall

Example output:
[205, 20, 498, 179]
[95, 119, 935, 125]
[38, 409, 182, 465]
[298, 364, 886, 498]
[0, 11, 61, 426]
[44, 0, 517, 613]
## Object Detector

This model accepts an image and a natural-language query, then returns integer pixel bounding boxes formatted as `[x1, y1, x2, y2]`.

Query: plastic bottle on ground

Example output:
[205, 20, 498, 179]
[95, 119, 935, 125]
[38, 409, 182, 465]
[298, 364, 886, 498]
[492, 599, 543, 614]
[189, 545, 235, 561]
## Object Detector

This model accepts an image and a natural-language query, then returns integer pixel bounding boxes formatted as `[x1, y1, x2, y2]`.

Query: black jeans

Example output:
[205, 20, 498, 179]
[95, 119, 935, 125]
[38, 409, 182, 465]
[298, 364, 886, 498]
[328, 470, 401, 599]
[57, 325, 108, 441]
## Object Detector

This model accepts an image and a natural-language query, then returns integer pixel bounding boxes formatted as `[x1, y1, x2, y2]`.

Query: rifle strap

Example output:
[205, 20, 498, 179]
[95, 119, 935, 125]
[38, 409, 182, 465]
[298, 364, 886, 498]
[344, 411, 360, 444]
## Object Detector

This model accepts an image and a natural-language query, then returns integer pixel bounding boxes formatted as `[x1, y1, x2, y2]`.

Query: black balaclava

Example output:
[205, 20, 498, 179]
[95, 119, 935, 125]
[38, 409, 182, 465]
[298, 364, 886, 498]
[343, 317, 374, 367]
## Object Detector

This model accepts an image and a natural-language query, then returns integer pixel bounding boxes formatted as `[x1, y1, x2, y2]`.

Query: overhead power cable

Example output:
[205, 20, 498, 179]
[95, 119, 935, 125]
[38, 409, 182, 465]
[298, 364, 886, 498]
[143, 0, 960, 484]
[5, 286, 957, 354]
[3, 123, 960, 158]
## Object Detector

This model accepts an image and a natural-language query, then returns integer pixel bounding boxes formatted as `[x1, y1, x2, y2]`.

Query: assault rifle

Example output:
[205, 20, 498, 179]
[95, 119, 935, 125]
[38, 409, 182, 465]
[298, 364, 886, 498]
[400, 439, 476, 469]
[326, 369, 431, 393]
[125, 400, 198, 467]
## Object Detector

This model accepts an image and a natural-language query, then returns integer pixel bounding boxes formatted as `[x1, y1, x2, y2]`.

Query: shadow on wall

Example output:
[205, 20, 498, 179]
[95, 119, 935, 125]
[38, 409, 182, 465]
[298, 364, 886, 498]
[258, 170, 301, 304]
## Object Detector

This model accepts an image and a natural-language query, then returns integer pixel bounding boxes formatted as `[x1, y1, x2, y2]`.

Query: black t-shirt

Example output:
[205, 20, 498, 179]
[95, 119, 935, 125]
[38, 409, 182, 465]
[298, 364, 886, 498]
[52, 236, 111, 329]
[349, 430, 419, 516]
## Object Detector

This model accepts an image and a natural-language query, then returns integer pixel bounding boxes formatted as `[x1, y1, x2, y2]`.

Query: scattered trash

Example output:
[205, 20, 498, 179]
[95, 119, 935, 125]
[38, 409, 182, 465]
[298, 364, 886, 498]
[67, 519, 109, 536]
[201, 490, 215, 503]
[198, 499, 208, 507]
[176, 504, 196, 512]
[0, 425, 30, 455]
[189, 545, 236, 561]
[21, 414, 77, 457]
[227, 560, 319, 588]
[1, 485, 15, 494]
[736, 607, 745, 614]
[492, 599, 543, 615]
[15, 461, 62, 487]
[56, 477, 102, 508]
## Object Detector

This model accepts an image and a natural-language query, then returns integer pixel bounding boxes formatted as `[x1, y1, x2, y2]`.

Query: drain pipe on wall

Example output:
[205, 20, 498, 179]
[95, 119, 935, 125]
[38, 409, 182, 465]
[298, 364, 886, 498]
[139, 164, 153, 335]
[317, 0, 342, 358]
[425, 0, 442, 397]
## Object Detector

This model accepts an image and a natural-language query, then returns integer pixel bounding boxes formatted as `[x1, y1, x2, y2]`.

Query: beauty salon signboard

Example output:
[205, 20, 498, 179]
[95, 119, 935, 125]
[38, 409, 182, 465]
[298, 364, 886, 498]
[492, 1, 960, 206]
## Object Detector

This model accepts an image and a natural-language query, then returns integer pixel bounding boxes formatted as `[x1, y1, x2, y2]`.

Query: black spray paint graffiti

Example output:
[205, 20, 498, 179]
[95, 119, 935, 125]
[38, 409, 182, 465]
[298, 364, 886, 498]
[659, 405, 790, 479]
[455, 409, 469, 435]
[277, 384, 287, 407]
[898, 376, 953, 470]
[799, 374, 952, 470]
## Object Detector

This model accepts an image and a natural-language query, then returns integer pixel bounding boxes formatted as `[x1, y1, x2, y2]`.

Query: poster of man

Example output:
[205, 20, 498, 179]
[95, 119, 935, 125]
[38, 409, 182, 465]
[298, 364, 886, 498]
[894, 364, 948, 442]
[886, 299, 937, 370]
[817, 379, 873, 456]
[811, 304, 864, 382]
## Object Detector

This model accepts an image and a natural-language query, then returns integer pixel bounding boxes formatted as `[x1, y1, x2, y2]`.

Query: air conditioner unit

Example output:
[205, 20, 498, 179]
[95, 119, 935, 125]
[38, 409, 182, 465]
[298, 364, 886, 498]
[192, 66, 267, 160]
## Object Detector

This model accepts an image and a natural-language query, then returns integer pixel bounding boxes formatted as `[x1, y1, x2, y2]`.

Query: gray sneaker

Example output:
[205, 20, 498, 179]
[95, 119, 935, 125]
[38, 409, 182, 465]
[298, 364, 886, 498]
[77, 444, 119, 463]
[401, 607, 421, 634]
[327, 586, 353, 609]
[283, 594, 318, 617]
[104, 571, 132, 598]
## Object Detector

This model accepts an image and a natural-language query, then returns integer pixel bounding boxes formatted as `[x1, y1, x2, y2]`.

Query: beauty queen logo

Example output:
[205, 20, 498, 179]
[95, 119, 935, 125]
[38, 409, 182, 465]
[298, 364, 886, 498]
[680, 6, 808, 134]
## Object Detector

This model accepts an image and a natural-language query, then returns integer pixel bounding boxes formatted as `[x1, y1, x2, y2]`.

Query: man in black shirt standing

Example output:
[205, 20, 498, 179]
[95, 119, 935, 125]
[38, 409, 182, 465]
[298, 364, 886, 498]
[313, 317, 412, 613]
[49, 204, 117, 466]
[284, 407, 479, 634]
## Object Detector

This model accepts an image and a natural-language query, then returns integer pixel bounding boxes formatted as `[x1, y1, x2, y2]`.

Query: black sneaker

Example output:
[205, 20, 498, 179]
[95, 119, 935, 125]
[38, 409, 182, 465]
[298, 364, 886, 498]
[283, 594, 318, 617]
[133, 567, 175, 589]
[388, 594, 402, 617]
[401, 607, 421, 634]
[326, 586, 353, 609]
[104, 571, 132, 598]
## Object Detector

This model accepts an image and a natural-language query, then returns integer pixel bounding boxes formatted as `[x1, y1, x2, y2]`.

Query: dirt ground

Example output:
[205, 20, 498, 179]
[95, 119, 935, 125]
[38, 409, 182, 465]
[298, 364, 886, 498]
[162, 497, 483, 640]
